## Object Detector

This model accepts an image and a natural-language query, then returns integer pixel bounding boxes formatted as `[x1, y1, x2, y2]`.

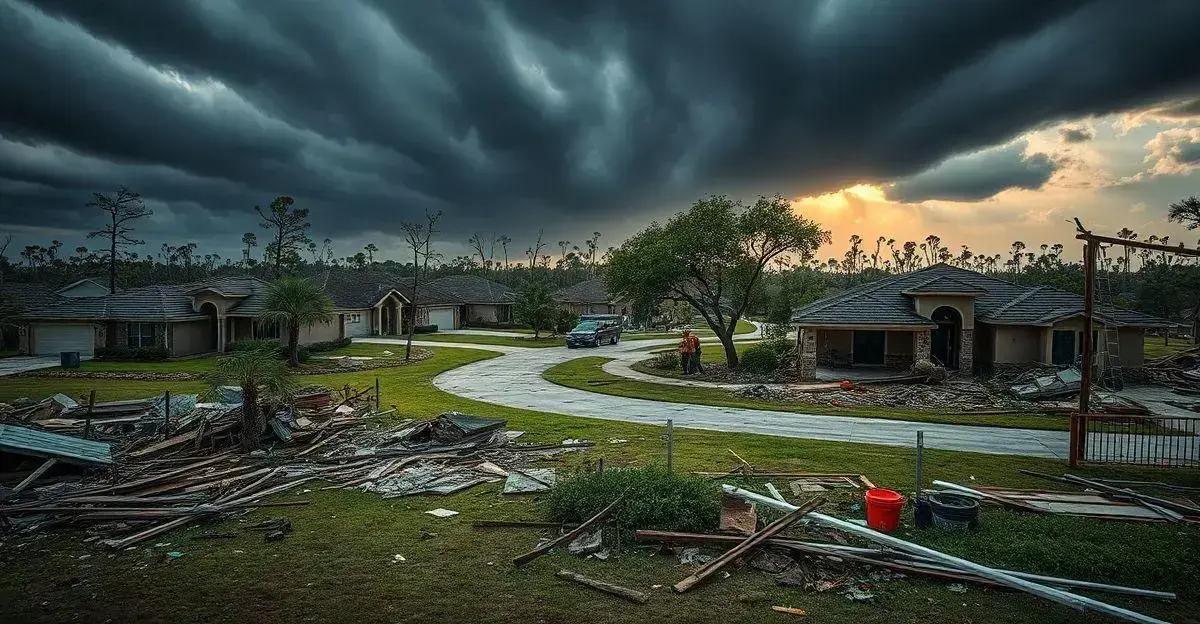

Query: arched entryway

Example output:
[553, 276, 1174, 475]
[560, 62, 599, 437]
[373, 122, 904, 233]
[930, 306, 961, 369]
[199, 302, 219, 352]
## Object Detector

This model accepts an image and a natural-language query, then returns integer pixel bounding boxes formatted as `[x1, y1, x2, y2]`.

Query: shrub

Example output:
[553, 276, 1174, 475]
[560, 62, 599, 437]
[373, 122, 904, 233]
[94, 346, 169, 361]
[554, 309, 579, 334]
[229, 339, 281, 353]
[761, 322, 790, 341]
[414, 324, 438, 334]
[305, 337, 351, 353]
[739, 343, 780, 374]
[648, 351, 680, 370]
[545, 467, 720, 534]
[763, 338, 793, 356]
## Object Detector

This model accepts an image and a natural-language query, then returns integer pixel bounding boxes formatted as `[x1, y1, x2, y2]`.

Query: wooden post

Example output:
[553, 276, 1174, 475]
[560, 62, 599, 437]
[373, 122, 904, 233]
[163, 390, 171, 434]
[83, 390, 96, 439]
[1080, 239, 1096, 416]
[666, 419, 674, 473]
[597, 457, 604, 473]
[375, 377, 381, 412]
[915, 431, 924, 492]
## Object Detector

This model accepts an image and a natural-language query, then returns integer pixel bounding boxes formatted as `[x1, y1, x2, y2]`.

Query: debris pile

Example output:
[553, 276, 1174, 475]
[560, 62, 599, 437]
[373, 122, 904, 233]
[735, 379, 1069, 413]
[0, 384, 585, 548]
[1145, 346, 1200, 392]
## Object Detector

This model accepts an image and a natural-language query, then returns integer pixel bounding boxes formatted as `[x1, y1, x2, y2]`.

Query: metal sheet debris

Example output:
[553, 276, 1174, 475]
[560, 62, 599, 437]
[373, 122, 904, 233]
[503, 468, 557, 494]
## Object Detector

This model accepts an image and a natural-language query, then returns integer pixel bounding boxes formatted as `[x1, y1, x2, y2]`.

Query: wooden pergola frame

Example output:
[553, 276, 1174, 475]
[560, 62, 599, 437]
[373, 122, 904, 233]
[1070, 218, 1200, 466]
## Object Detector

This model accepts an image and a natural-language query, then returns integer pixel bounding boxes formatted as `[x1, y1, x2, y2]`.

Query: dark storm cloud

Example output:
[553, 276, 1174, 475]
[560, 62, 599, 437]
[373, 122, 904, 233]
[885, 142, 1059, 202]
[1059, 127, 1094, 143]
[2, 0, 1200, 256]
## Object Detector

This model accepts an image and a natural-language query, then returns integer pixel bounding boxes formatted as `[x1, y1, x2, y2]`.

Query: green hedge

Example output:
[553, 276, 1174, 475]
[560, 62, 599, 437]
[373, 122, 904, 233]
[545, 467, 720, 535]
[94, 346, 170, 361]
[739, 342, 780, 374]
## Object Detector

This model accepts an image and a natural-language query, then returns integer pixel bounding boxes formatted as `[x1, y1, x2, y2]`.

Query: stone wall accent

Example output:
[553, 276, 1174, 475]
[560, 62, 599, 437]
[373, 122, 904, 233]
[154, 323, 167, 348]
[884, 352, 915, 368]
[95, 324, 107, 349]
[798, 328, 817, 380]
[17, 324, 28, 354]
[915, 329, 932, 362]
[113, 323, 129, 349]
[959, 328, 974, 373]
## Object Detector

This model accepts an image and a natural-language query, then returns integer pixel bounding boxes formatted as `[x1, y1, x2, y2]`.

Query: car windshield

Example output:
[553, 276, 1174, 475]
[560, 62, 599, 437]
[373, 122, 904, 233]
[572, 321, 599, 332]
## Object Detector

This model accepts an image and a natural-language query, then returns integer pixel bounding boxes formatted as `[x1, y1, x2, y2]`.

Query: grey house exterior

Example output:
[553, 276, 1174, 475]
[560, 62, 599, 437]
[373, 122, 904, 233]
[790, 264, 1174, 380]
[554, 278, 627, 316]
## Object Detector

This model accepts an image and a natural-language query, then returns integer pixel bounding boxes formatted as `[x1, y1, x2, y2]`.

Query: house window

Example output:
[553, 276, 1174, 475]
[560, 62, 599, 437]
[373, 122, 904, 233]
[254, 320, 281, 339]
[127, 323, 158, 349]
[349, 313, 362, 324]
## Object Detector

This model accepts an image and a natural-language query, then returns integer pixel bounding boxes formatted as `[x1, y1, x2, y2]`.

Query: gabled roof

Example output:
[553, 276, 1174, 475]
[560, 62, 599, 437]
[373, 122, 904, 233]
[792, 264, 1173, 328]
[1, 282, 63, 311]
[554, 278, 615, 304]
[21, 284, 206, 322]
[421, 274, 514, 304]
[55, 278, 110, 296]
[315, 270, 411, 309]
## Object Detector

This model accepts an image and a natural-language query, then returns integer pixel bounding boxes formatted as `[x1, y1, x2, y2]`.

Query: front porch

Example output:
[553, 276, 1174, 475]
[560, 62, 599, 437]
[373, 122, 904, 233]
[797, 324, 973, 381]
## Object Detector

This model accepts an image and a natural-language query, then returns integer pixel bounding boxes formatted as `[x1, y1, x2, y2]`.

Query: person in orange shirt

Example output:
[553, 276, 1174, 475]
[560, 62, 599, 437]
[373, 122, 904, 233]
[679, 330, 696, 374]
[690, 332, 703, 373]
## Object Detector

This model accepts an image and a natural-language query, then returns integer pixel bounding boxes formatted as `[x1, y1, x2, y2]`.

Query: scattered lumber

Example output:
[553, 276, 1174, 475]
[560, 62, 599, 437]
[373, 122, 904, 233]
[512, 493, 626, 567]
[673, 497, 824, 593]
[557, 569, 649, 604]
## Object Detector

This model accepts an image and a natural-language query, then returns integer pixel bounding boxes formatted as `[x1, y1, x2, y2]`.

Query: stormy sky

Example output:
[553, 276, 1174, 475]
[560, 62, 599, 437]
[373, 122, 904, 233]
[1, 0, 1199, 264]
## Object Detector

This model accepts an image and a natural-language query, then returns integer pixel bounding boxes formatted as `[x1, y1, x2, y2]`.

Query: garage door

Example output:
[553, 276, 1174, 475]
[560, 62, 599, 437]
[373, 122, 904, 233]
[427, 307, 456, 331]
[34, 323, 95, 356]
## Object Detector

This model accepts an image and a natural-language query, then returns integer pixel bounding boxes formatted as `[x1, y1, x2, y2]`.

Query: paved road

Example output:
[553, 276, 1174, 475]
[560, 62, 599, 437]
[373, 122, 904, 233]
[0, 356, 73, 377]
[361, 333, 1072, 459]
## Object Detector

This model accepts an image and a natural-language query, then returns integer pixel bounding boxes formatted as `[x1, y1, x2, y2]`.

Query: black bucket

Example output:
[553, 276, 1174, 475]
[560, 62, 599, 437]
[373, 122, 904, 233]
[913, 495, 933, 529]
[928, 493, 980, 530]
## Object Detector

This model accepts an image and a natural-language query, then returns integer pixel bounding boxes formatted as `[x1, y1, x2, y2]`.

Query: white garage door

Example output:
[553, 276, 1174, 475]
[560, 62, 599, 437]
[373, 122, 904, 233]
[34, 323, 95, 356]
[427, 307, 456, 331]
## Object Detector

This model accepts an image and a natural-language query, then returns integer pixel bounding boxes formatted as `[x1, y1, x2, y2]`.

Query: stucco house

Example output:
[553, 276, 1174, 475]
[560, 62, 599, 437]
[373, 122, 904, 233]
[554, 278, 627, 316]
[790, 264, 1175, 380]
[417, 274, 515, 329]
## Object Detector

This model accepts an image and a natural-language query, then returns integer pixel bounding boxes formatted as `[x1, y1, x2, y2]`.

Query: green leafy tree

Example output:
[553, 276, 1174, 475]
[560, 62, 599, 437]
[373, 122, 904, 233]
[607, 194, 828, 367]
[207, 345, 295, 450]
[656, 299, 693, 330]
[364, 243, 378, 264]
[513, 280, 558, 337]
[256, 196, 310, 276]
[258, 277, 334, 367]
[1168, 196, 1200, 230]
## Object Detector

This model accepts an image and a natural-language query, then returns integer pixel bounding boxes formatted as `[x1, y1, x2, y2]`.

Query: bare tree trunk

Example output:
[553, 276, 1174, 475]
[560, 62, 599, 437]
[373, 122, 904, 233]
[240, 385, 260, 451]
[288, 323, 301, 367]
[405, 271, 418, 361]
[108, 217, 117, 293]
[719, 329, 739, 368]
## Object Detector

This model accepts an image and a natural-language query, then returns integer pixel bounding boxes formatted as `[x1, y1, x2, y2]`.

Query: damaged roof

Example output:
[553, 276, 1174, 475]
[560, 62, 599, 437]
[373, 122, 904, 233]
[792, 264, 1174, 328]
[0, 423, 113, 465]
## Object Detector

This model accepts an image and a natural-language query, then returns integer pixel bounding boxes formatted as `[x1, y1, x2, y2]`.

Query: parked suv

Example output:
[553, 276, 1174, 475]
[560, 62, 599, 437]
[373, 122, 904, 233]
[565, 316, 622, 348]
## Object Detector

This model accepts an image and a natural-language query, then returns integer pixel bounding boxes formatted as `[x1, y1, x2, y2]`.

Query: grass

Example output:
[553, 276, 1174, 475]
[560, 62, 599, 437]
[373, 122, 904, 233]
[1144, 339, 1195, 359]
[624, 318, 758, 341]
[1, 346, 1199, 624]
[414, 332, 565, 348]
[544, 356, 1078, 431]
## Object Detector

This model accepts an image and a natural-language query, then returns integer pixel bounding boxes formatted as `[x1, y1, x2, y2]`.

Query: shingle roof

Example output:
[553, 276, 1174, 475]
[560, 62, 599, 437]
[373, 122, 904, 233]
[21, 285, 205, 321]
[791, 264, 1173, 328]
[1, 282, 63, 311]
[554, 278, 614, 304]
[421, 274, 514, 304]
[314, 270, 410, 309]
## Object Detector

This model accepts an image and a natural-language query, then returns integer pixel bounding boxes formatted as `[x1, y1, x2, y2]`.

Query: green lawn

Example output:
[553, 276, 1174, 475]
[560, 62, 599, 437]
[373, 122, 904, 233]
[624, 318, 758, 341]
[1, 347, 1198, 624]
[1144, 339, 1195, 359]
[544, 356, 1077, 431]
[415, 332, 565, 348]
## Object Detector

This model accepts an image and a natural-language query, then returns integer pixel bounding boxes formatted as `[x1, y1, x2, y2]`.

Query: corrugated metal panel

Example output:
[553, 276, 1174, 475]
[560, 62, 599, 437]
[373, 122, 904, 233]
[0, 424, 114, 465]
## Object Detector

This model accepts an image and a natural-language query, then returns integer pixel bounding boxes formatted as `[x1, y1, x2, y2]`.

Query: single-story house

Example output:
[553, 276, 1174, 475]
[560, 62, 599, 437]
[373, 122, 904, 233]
[413, 274, 515, 329]
[554, 278, 627, 316]
[18, 276, 345, 357]
[790, 264, 1175, 380]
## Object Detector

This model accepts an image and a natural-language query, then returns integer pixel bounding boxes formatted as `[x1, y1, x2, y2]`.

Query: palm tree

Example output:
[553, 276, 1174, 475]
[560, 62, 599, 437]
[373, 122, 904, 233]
[259, 277, 334, 367]
[207, 345, 295, 450]
[364, 243, 378, 264]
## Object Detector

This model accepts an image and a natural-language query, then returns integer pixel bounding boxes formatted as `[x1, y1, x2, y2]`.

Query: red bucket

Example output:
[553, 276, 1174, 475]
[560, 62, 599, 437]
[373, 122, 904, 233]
[864, 488, 905, 533]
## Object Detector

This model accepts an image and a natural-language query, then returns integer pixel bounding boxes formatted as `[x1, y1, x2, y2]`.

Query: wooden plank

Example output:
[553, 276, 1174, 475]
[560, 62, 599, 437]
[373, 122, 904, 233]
[9, 458, 57, 497]
[512, 493, 625, 567]
[557, 569, 649, 604]
[673, 497, 824, 593]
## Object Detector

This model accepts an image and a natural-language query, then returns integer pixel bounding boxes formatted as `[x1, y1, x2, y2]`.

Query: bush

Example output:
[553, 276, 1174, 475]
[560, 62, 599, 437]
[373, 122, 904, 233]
[648, 351, 680, 370]
[763, 338, 793, 356]
[761, 322, 790, 341]
[305, 337, 351, 353]
[228, 339, 281, 353]
[228, 339, 312, 363]
[554, 309, 580, 334]
[414, 324, 438, 334]
[739, 343, 780, 374]
[94, 346, 169, 361]
[546, 467, 720, 534]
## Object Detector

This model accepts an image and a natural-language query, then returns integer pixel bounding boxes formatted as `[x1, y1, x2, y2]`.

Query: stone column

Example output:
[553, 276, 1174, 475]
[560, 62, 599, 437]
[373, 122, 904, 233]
[217, 315, 226, 353]
[914, 329, 932, 362]
[959, 328, 974, 373]
[798, 327, 817, 380]
[17, 324, 28, 355]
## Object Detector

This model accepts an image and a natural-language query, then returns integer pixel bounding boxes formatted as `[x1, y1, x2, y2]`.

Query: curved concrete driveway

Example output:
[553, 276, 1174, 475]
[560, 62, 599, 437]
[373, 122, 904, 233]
[361, 333, 1070, 459]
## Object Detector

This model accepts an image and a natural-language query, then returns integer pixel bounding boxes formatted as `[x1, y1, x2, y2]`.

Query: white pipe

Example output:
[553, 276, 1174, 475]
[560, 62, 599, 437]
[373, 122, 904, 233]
[779, 540, 1174, 600]
[722, 485, 1169, 624]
